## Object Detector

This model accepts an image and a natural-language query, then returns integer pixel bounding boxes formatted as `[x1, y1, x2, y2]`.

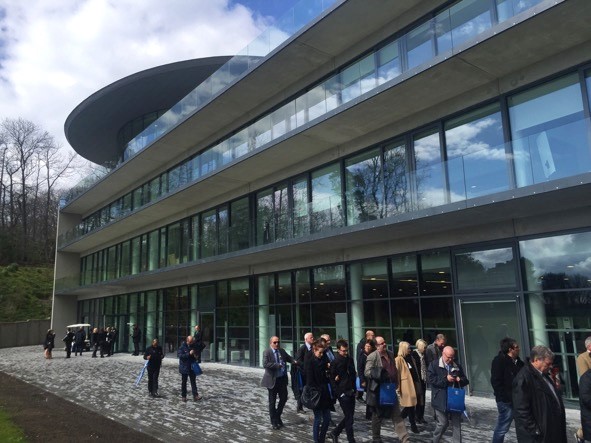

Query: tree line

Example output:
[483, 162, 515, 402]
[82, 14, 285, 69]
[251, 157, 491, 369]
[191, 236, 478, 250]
[0, 117, 79, 265]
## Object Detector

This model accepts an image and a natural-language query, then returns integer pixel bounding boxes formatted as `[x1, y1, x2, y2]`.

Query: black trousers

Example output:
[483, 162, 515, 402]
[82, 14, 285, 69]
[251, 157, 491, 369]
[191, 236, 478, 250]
[268, 376, 288, 425]
[181, 372, 197, 398]
[147, 365, 160, 394]
[133, 341, 139, 355]
[335, 394, 356, 441]
[65, 343, 72, 358]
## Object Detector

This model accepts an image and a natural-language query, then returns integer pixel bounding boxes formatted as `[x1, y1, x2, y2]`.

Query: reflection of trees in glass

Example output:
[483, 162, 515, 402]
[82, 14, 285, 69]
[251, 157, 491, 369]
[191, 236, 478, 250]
[383, 145, 410, 216]
[346, 153, 382, 224]
[311, 166, 343, 233]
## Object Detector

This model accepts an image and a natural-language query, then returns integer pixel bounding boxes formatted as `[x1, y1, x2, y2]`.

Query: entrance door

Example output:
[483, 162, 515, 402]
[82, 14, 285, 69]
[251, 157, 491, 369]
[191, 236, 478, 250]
[458, 298, 522, 394]
[200, 312, 214, 362]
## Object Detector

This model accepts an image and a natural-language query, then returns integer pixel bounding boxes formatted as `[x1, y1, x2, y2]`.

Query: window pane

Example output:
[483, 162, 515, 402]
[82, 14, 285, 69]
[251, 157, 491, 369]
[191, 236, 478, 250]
[520, 231, 591, 291]
[414, 129, 445, 209]
[449, 0, 493, 48]
[312, 265, 346, 302]
[377, 40, 401, 85]
[311, 164, 343, 233]
[274, 184, 290, 242]
[341, 62, 361, 104]
[345, 148, 383, 225]
[421, 297, 456, 347]
[420, 251, 452, 295]
[201, 210, 217, 258]
[445, 103, 508, 200]
[256, 188, 274, 245]
[455, 246, 517, 291]
[349, 260, 388, 301]
[509, 74, 587, 186]
[391, 253, 418, 297]
[391, 298, 421, 344]
[384, 141, 410, 216]
[292, 176, 309, 238]
[230, 198, 250, 252]
[148, 230, 159, 271]
[167, 222, 181, 266]
[406, 21, 434, 70]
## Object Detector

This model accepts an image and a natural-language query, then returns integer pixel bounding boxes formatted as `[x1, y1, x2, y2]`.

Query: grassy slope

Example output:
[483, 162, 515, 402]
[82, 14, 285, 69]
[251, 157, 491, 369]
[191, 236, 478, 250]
[0, 408, 26, 442]
[0, 265, 53, 322]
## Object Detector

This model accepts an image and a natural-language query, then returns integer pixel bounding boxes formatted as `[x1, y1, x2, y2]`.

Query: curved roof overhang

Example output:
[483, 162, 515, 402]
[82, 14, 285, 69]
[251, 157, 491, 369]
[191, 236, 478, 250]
[64, 56, 232, 165]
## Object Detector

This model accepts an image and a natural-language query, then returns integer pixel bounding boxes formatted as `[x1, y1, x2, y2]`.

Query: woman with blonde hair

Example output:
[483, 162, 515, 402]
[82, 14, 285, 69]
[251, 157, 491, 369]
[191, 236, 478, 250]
[395, 340, 419, 433]
[411, 338, 428, 424]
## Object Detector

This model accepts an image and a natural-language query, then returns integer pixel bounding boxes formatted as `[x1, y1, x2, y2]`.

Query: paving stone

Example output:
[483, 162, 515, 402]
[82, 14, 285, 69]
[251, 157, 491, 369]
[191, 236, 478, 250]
[0, 346, 582, 442]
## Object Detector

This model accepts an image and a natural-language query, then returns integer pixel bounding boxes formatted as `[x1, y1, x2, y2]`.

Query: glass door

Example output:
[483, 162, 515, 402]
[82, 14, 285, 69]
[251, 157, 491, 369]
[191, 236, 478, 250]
[458, 298, 522, 394]
[200, 312, 214, 362]
[103, 314, 129, 354]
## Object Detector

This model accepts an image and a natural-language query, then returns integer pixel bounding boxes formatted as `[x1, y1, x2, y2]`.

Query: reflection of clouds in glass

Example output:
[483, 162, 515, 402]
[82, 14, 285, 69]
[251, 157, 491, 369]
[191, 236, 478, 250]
[470, 248, 513, 270]
[417, 186, 447, 206]
[520, 234, 591, 277]
[414, 133, 440, 163]
[446, 117, 501, 157]
[453, 16, 491, 39]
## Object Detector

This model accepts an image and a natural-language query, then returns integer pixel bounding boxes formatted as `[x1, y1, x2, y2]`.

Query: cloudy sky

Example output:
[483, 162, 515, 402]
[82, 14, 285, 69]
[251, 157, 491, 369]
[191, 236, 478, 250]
[0, 0, 297, 161]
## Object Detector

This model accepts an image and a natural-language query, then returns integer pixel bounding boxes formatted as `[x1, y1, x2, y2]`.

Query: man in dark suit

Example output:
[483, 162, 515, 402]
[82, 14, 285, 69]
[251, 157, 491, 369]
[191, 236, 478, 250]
[261, 336, 295, 430]
[295, 332, 314, 413]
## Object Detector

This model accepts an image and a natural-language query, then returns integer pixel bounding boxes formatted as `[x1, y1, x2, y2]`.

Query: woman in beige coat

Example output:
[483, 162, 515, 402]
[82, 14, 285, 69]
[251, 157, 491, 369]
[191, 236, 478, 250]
[395, 341, 419, 433]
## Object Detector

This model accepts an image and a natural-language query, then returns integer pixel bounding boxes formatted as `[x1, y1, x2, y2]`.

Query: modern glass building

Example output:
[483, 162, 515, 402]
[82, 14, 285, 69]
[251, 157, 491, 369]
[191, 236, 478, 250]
[53, 0, 591, 399]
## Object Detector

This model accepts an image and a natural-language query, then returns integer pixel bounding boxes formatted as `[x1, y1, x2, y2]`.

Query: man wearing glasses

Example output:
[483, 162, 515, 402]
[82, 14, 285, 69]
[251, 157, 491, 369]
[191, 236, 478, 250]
[261, 336, 296, 430]
[365, 336, 409, 443]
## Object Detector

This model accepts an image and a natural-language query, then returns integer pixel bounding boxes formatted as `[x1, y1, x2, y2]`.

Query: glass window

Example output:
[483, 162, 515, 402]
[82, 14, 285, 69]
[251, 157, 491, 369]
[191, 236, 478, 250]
[312, 265, 346, 302]
[190, 215, 200, 261]
[359, 53, 377, 95]
[201, 210, 217, 258]
[230, 197, 250, 252]
[421, 297, 456, 347]
[509, 74, 587, 187]
[167, 222, 181, 266]
[140, 233, 148, 272]
[414, 129, 446, 209]
[256, 188, 274, 246]
[349, 260, 388, 301]
[391, 298, 421, 344]
[340, 62, 361, 104]
[307, 84, 327, 121]
[218, 206, 229, 255]
[455, 246, 517, 291]
[383, 141, 410, 216]
[148, 230, 159, 271]
[449, 0, 493, 48]
[131, 237, 140, 275]
[406, 21, 434, 70]
[229, 278, 250, 306]
[311, 163, 343, 233]
[525, 291, 590, 399]
[377, 40, 401, 85]
[520, 231, 591, 291]
[345, 148, 383, 225]
[420, 251, 452, 295]
[120, 240, 131, 277]
[445, 103, 508, 201]
[391, 253, 418, 297]
[292, 176, 309, 238]
[496, 0, 543, 21]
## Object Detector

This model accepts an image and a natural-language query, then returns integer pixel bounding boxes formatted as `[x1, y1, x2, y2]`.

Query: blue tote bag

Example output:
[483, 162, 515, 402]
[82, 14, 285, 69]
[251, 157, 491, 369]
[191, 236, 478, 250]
[379, 382, 397, 406]
[447, 386, 465, 412]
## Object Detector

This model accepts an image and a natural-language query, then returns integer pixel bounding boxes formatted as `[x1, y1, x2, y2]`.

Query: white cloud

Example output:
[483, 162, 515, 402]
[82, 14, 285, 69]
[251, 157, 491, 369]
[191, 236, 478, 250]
[0, 0, 266, 162]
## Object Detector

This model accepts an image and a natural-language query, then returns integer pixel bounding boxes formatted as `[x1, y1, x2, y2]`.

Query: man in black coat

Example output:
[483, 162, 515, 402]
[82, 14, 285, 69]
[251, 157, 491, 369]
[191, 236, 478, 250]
[193, 325, 205, 363]
[143, 338, 165, 397]
[490, 337, 524, 443]
[295, 332, 314, 413]
[131, 324, 141, 356]
[74, 327, 85, 356]
[329, 339, 357, 443]
[261, 336, 295, 430]
[512, 345, 566, 443]
[62, 328, 75, 358]
[579, 369, 591, 443]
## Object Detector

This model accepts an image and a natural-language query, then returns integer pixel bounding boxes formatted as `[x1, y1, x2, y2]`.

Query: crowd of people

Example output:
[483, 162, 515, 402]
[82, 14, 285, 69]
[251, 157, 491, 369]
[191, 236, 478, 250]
[43, 324, 591, 442]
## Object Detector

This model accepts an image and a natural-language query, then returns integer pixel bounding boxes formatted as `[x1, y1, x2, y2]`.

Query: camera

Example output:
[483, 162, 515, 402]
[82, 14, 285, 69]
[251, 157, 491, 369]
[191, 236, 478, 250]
[450, 367, 459, 376]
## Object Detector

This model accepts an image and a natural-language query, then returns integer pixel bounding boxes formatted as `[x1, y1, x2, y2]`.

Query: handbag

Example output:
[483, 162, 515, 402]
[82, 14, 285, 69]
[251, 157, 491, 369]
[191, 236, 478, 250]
[191, 361, 203, 376]
[301, 385, 321, 409]
[447, 385, 465, 412]
[379, 382, 397, 406]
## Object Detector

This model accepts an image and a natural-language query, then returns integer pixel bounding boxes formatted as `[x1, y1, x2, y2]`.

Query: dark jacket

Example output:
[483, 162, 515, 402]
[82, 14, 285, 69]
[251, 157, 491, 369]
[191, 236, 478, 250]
[295, 343, 312, 383]
[512, 361, 567, 443]
[63, 331, 75, 345]
[132, 327, 141, 343]
[330, 353, 356, 398]
[425, 342, 442, 367]
[305, 353, 332, 410]
[74, 329, 85, 345]
[358, 352, 369, 389]
[580, 370, 591, 441]
[428, 357, 469, 413]
[177, 341, 194, 375]
[490, 351, 524, 404]
[44, 333, 55, 350]
[144, 345, 164, 368]
[261, 347, 294, 389]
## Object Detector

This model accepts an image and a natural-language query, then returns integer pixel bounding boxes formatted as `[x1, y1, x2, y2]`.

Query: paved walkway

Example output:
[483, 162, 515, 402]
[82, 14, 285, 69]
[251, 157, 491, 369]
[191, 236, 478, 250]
[0, 346, 581, 442]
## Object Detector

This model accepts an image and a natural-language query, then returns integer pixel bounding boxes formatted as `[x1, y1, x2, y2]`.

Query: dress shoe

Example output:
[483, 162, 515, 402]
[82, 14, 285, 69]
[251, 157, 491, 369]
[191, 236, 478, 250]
[411, 424, 419, 433]
[271, 424, 280, 430]
[328, 431, 339, 443]
[194, 394, 202, 401]
[181, 397, 187, 402]
[277, 419, 284, 428]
